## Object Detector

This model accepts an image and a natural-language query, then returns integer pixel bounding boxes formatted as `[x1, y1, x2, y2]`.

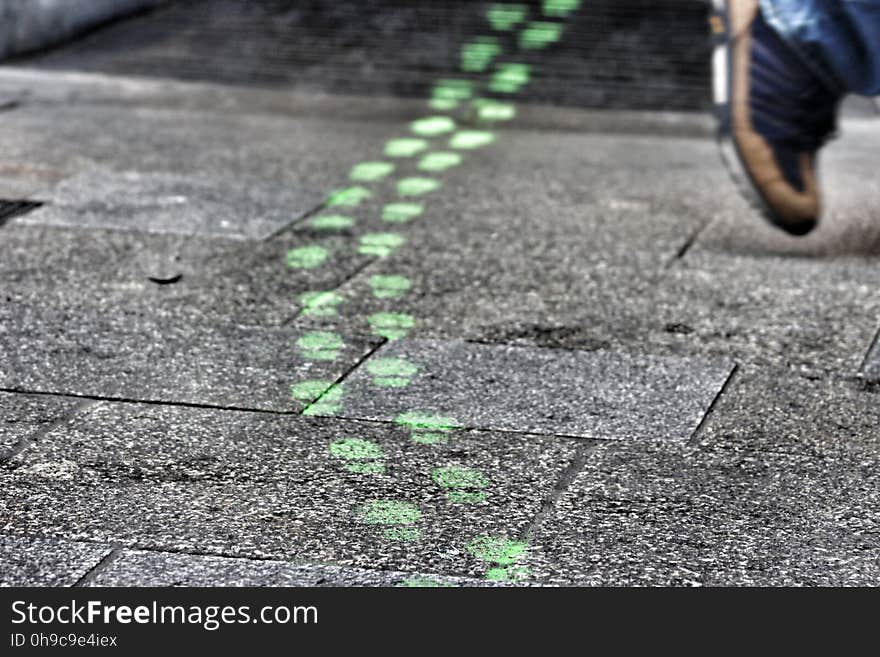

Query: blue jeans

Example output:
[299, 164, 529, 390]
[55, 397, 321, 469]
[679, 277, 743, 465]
[760, 0, 880, 96]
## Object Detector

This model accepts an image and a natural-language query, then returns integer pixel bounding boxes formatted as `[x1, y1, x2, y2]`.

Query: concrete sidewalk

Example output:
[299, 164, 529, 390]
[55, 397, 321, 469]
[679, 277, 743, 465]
[0, 54, 878, 584]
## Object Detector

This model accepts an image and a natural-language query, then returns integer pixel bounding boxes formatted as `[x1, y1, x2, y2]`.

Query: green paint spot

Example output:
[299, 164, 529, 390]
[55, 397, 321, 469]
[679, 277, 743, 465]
[411, 432, 449, 446]
[410, 116, 457, 138]
[450, 131, 495, 150]
[519, 21, 563, 49]
[366, 356, 419, 388]
[302, 383, 344, 416]
[330, 438, 385, 475]
[490, 63, 531, 93]
[486, 565, 532, 582]
[358, 232, 405, 257]
[385, 138, 429, 158]
[429, 98, 458, 111]
[433, 466, 488, 490]
[290, 379, 334, 403]
[286, 246, 329, 269]
[359, 499, 421, 526]
[418, 152, 462, 172]
[395, 411, 460, 432]
[326, 186, 372, 207]
[461, 37, 502, 73]
[432, 78, 474, 101]
[368, 312, 415, 340]
[487, 3, 528, 30]
[397, 177, 441, 197]
[349, 161, 394, 182]
[383, 527, 422, 542]
[543, 0, 580, 18]
[298, 290, 343, 317]
[448, 491, 487, 504]
[308, 214, 355, 231]
[369, 274, 412, 299]
[296, 331, 344, 362]
[382, 202, 424, 223]
[396, 577, 455, 588]
[473, 99, 517, 122]
[467, 536, 527, 566]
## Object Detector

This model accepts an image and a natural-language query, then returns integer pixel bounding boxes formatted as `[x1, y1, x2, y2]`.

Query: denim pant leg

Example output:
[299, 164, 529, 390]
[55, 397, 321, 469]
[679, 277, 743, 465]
[760, 0, 880, 96]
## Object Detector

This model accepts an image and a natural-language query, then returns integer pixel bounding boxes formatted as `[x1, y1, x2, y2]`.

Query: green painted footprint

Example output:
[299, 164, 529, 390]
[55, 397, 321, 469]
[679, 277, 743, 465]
[490, 63, 531, 93]
[418, 152, 462, 172]
[487, 3, 528, 31]
[385, 138, 429, 158]
[519, 21, 563, 49]
[286, 245, 329, 269]
[397, 177, 441, 197]
[359, 499, 422, 541]
[290, 379, 334, 404]
[410, 116, 457, 138]
[369, 274, 412, 299]
[308, 214, 355, 231]
[394, 411, 460, 445]
[358, 232, 405, 257]
[450, 131, 496, 150]
[382, 202, 424, 223]
[298, 290, 344, 317]
[430, 79, 473, 110]
[296, 331, 343, 361]
[368, 312, 415, 340]
[543, 0, 581, 18]
[433, 466, 488, 504]
[366, 357, 419, 388]
[349, 161, 395, 182]
[302, 382, 344, 416]
[467, 536, 531, 582]
[330, 437, 385, 474]
[473, 99, 517, 122]
[461, 37, 502, 72]
[326, 186, 372, 207]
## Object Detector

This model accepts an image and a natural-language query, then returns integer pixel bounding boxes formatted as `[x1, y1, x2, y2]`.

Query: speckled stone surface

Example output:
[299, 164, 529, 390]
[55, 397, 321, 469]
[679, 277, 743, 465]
[326, 338, 734, 441]
[0, 392, 80, 459]
[88, 549, 501, 587]
[0, 402, 578, 580]
[0, 533, 111, 586]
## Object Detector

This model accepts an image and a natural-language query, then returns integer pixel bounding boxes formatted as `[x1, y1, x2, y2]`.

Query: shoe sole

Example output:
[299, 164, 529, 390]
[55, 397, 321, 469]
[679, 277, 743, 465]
[709, 0, 816, 236]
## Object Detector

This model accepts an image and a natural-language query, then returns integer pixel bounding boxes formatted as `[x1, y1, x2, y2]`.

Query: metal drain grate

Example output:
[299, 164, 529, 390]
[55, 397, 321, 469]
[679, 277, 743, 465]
[0, 200, 43, 227]
[18, 0, 712, 111]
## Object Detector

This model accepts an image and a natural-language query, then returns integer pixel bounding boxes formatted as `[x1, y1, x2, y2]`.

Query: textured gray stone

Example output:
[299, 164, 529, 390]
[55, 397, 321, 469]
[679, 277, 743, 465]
[327, 338, 734, 441]
[0, 402, 577, 580]
[0, 392, 80, 459]
[863, 330, 880, 383]
[0, 533, 111, 587]
[88, 549, 499, 587]
[20, 168, 322, 240]
[0, 302, 378, 411]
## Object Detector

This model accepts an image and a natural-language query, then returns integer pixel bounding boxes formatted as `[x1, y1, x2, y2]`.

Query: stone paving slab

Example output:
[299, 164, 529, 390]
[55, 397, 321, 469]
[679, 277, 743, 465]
[19, 168, 322, 240]
[0, 402, 578, 580]
[0, 533, 111, 587]
[326, 338, 734, 441]
[0, 302, 377, 412]
[525, 428, 880, 586]
[88, 549, 501, 587]
[0, 392, 80, 459]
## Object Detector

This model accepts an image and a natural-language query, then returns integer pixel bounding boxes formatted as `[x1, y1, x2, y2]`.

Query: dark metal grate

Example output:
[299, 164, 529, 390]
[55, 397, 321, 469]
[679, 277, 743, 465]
[16, 0, 711, 111]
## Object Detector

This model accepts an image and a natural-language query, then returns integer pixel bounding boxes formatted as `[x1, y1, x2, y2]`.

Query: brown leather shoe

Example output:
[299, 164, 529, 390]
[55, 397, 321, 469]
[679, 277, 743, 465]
[711, 0, 840, 235]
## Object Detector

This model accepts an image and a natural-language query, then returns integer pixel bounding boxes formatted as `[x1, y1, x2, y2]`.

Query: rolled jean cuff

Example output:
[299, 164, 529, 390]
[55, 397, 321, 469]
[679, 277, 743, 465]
[759, 0, 848, 96]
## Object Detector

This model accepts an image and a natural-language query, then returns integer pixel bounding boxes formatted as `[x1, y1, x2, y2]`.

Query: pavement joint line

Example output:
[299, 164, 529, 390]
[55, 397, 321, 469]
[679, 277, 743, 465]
[518, 442, 596, 543]
[686, 362, 739, 447]
[671, 216, 714, 263]
[857, 324, 880, 378]
[72, 546, 124, 588]
[301, 338, 389, 412]
[0, 397, 98, 463]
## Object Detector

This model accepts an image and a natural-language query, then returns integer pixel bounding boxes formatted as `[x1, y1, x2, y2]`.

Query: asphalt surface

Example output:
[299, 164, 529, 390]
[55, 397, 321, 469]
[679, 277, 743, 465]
[1, 2, 879, 586]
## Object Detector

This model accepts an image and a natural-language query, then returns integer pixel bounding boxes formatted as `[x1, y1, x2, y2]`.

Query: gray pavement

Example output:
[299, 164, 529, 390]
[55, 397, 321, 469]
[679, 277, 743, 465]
[1, 5, 879, 587]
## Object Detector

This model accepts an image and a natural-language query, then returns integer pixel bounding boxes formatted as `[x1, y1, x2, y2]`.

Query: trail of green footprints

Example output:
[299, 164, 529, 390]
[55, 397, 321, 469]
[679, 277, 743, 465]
[285, 1, 580, 585]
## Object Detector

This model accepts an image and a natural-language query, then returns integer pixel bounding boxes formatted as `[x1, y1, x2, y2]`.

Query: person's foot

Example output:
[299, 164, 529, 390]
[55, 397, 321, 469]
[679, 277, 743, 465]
[710, 0, 841, 235]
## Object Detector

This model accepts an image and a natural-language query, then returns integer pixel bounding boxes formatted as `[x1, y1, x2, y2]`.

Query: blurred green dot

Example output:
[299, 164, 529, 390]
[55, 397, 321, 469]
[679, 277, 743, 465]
[450, 131, 495, 150]
[398, 177, 441, 196]
[410, 116, 457, 137]
[487, 3, 528, 30]
[286, 246, 329, 269]
[349, 161, 394, 182]
[382, 202, 424, 223]
[418, 152, 463, 172]
[309, 214, 355, 231]
[385, 138, 429, 157]
[326, 186, 372, 207]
